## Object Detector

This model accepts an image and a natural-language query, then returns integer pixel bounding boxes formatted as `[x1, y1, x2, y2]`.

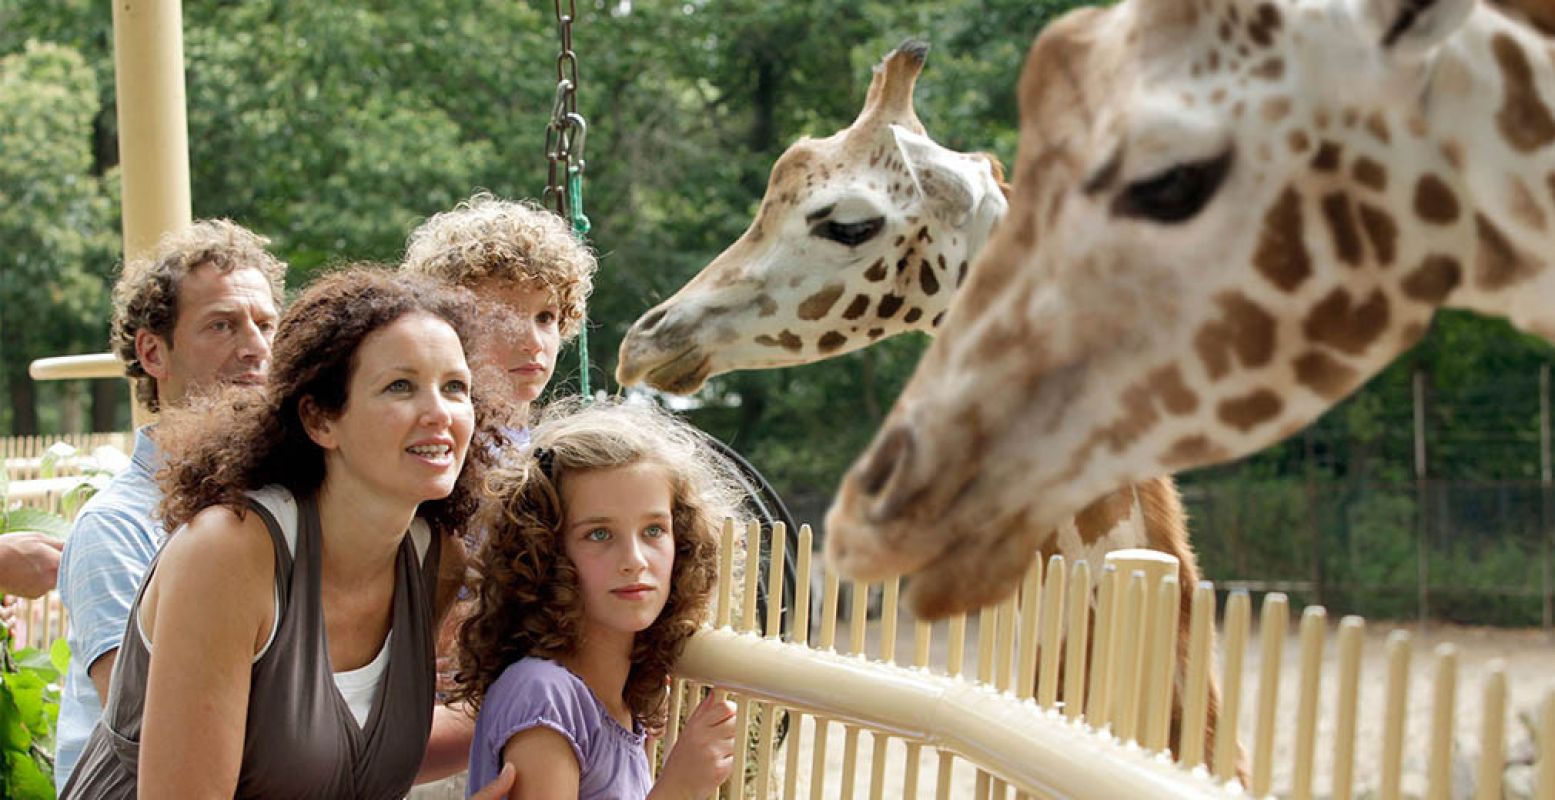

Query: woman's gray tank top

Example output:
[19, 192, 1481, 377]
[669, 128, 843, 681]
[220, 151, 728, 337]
[61, 488, 443, 799]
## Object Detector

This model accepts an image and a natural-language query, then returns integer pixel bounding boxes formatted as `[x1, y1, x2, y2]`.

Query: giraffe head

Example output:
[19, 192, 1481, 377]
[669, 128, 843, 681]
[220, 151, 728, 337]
[616, 41, 1009, 394]
[826, 0, 1551, 615]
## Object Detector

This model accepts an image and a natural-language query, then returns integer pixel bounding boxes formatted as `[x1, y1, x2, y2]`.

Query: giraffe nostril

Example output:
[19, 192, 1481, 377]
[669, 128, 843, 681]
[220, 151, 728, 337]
[856, 424, 920, 523]
[637, 307, 668, 335]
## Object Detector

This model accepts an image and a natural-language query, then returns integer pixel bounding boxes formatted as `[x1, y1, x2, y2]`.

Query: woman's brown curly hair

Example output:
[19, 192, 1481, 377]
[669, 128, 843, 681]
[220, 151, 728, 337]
[453, 398, 742, 732]
[154, 265, 502, 538]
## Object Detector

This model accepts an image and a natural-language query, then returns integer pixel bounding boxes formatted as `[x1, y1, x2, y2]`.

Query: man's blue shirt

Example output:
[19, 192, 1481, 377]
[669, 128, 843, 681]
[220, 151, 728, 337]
[53, 427, 164, 790]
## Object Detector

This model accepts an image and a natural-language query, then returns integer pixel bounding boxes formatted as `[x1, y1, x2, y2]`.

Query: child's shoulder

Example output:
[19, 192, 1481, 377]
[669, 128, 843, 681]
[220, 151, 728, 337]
[489, 656, 588, 703]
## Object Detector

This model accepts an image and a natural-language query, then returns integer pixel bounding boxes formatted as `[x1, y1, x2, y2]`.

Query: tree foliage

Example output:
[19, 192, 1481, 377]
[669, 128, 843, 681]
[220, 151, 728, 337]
[2, 1, 1553, 565]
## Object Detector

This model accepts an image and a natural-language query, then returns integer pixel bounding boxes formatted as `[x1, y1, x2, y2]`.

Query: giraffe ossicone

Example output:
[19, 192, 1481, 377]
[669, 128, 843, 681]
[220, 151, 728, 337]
[828, 0, 1555, 606]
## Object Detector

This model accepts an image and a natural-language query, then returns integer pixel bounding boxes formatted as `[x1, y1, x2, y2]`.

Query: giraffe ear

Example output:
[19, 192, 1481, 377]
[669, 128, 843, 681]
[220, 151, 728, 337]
[1360, 0, 1474, 59]
[892, 126, 976, 228]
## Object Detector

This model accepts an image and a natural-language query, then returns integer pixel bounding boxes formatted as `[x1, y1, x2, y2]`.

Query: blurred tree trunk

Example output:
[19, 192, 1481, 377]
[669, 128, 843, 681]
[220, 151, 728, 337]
[91, 380, 121, 432]
[8, 371, 38, 435]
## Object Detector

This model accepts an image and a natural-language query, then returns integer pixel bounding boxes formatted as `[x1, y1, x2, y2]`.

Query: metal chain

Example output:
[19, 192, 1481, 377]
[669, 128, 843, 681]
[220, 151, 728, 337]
[543, 0, 588, 233]
[541, 0, 592, 396]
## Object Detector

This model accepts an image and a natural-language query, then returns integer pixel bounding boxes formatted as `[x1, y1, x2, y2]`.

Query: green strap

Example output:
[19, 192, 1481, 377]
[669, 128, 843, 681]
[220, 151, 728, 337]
[568, 166, 592, 399]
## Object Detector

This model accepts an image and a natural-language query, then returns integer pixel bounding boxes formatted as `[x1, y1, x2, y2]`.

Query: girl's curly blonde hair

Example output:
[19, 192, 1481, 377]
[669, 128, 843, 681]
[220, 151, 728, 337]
[402, 193, 596, 340]
[453, 398, 743, 732]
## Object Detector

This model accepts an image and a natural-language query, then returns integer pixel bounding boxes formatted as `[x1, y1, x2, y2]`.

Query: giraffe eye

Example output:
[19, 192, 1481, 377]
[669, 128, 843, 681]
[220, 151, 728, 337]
[1113, 150, 1234, 224]
[812, 217, 885, 247]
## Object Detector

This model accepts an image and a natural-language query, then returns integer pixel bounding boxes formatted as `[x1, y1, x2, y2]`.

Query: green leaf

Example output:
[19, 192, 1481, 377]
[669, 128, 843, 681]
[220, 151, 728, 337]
[5, 749, 55, 799]
[0, 681, 33, 751]
[13, 648, 57, 681]
[38, 443, 76, 481]
[0, 508, 70, 539]
[7, 671, 46, 731]
[49, 639, 70, 677]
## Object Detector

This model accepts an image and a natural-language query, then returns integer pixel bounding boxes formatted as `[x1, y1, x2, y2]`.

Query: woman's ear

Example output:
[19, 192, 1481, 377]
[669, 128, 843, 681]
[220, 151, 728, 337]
[299, 396, 337, 450]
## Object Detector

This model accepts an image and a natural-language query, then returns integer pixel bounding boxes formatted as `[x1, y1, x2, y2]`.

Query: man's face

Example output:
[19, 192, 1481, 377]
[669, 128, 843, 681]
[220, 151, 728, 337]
[139, 264, 280, 408]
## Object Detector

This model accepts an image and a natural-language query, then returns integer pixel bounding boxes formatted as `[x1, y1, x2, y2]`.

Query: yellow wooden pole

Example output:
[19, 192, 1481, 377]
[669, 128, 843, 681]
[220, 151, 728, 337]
[111, 0, 192, 429]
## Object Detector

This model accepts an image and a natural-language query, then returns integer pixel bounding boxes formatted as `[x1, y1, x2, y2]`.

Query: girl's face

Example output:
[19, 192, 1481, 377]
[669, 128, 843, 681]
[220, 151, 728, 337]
[472, 278, 561, 405]
[560, 462, 677, 642]
[308, 312, 474, 505]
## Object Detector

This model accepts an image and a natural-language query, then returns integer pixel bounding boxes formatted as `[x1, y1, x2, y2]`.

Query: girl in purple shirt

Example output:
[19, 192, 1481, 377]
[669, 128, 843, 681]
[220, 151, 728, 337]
[454, 399, 741, 799]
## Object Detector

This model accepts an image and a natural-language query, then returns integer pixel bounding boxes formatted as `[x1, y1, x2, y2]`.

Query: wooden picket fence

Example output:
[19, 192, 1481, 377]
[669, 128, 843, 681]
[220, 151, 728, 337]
[661, 520, 1555, 799]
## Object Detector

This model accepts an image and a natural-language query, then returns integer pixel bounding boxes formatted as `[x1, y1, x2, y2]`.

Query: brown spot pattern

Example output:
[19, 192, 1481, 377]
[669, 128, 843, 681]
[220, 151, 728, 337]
[817, 331, 847, 354]
[1311, 141, 1342, 172]
[1162, 435, 1229, 469]
[1247, 3, 1281, 47]
[1357, 204, 1398, 266]
[1475, 213, 1539, 290]
[842, 295, 870, 320]
[1254, 57, 1285, 80]
[1148, 364, 1199, 415]
[754, 330, 803, 352]
[1261, 97, 1292, 122]
[1401, 255, 1462, 303]
[864, 259, 888, 282]
[1254, 187, 1312, 291]
[1293, 350, 1357, 399]
[1509, 176, 1547, 230]
[904, 307, 923, 324]
[1303, 288, 1390, 355]
[1492, 33, 1555, 153]
[1365, 112, 1390, 144]
[1217, 389, 1283, 432]
[1351, 157, 1387, 191]
[1413, 174, 1460, 224]
[919, 260, 941, 295]
[1320, 191, 1364, 267]
[1194, 291, 1278, 379]
[1074, 491, 1135, 544]
[797, 283, 845, 321]
[1288, 130, 1311, 153]
[756, 294, 778, 317]
[1441, 141, 1464, 171]
[878, 293, 905, 318]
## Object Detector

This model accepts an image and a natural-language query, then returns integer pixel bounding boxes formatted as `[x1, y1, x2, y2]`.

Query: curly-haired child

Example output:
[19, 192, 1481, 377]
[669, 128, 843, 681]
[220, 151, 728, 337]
[454, 399, 743, 799]
[403, 193, 597, 438]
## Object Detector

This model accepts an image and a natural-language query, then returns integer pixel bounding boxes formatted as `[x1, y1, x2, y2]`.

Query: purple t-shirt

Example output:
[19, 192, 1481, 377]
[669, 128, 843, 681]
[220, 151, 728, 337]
[467, 657, 652, 799]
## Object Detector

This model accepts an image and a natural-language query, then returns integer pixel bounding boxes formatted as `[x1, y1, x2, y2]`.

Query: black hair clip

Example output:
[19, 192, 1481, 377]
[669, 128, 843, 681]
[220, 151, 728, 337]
[533, 446, 555, 479]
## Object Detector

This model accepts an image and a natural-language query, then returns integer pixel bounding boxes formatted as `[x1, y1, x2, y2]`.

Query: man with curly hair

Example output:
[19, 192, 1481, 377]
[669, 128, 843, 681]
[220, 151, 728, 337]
[402, 192, 596, 437]
[54, 219, 286, 790]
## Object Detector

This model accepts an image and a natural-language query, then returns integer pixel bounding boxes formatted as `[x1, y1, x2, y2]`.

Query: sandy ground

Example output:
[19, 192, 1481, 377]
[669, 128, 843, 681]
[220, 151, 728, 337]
[410, 614, 1554, 799]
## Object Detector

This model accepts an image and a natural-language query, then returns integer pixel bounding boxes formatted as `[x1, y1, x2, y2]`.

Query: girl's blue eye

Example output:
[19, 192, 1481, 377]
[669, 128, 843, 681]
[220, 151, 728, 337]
[586, 528, 611, 542]
[386, 378, 412, 393]
[443, 379, 469, 395]
[643, 524, 668, 538]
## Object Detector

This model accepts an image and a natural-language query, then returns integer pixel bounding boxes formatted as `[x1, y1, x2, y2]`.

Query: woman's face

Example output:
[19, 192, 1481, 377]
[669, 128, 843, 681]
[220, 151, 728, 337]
[310, 312, 475, 505]
[560, 462, 677, 642]
[472, 278, 561, 405]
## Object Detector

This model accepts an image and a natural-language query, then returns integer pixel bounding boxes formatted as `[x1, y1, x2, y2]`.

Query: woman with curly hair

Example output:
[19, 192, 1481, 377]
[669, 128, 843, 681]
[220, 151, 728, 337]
[62, 267, 515, 799]
[455, 398, 741, 799]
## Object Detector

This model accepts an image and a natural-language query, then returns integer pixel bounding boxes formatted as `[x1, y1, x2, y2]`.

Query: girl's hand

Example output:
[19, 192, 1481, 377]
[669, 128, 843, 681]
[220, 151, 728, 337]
[651, 694, 737, 800]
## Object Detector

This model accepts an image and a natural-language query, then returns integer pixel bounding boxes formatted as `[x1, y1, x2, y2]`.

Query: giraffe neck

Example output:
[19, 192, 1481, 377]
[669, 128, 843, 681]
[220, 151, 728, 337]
[1411, 6, 1555, 336]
